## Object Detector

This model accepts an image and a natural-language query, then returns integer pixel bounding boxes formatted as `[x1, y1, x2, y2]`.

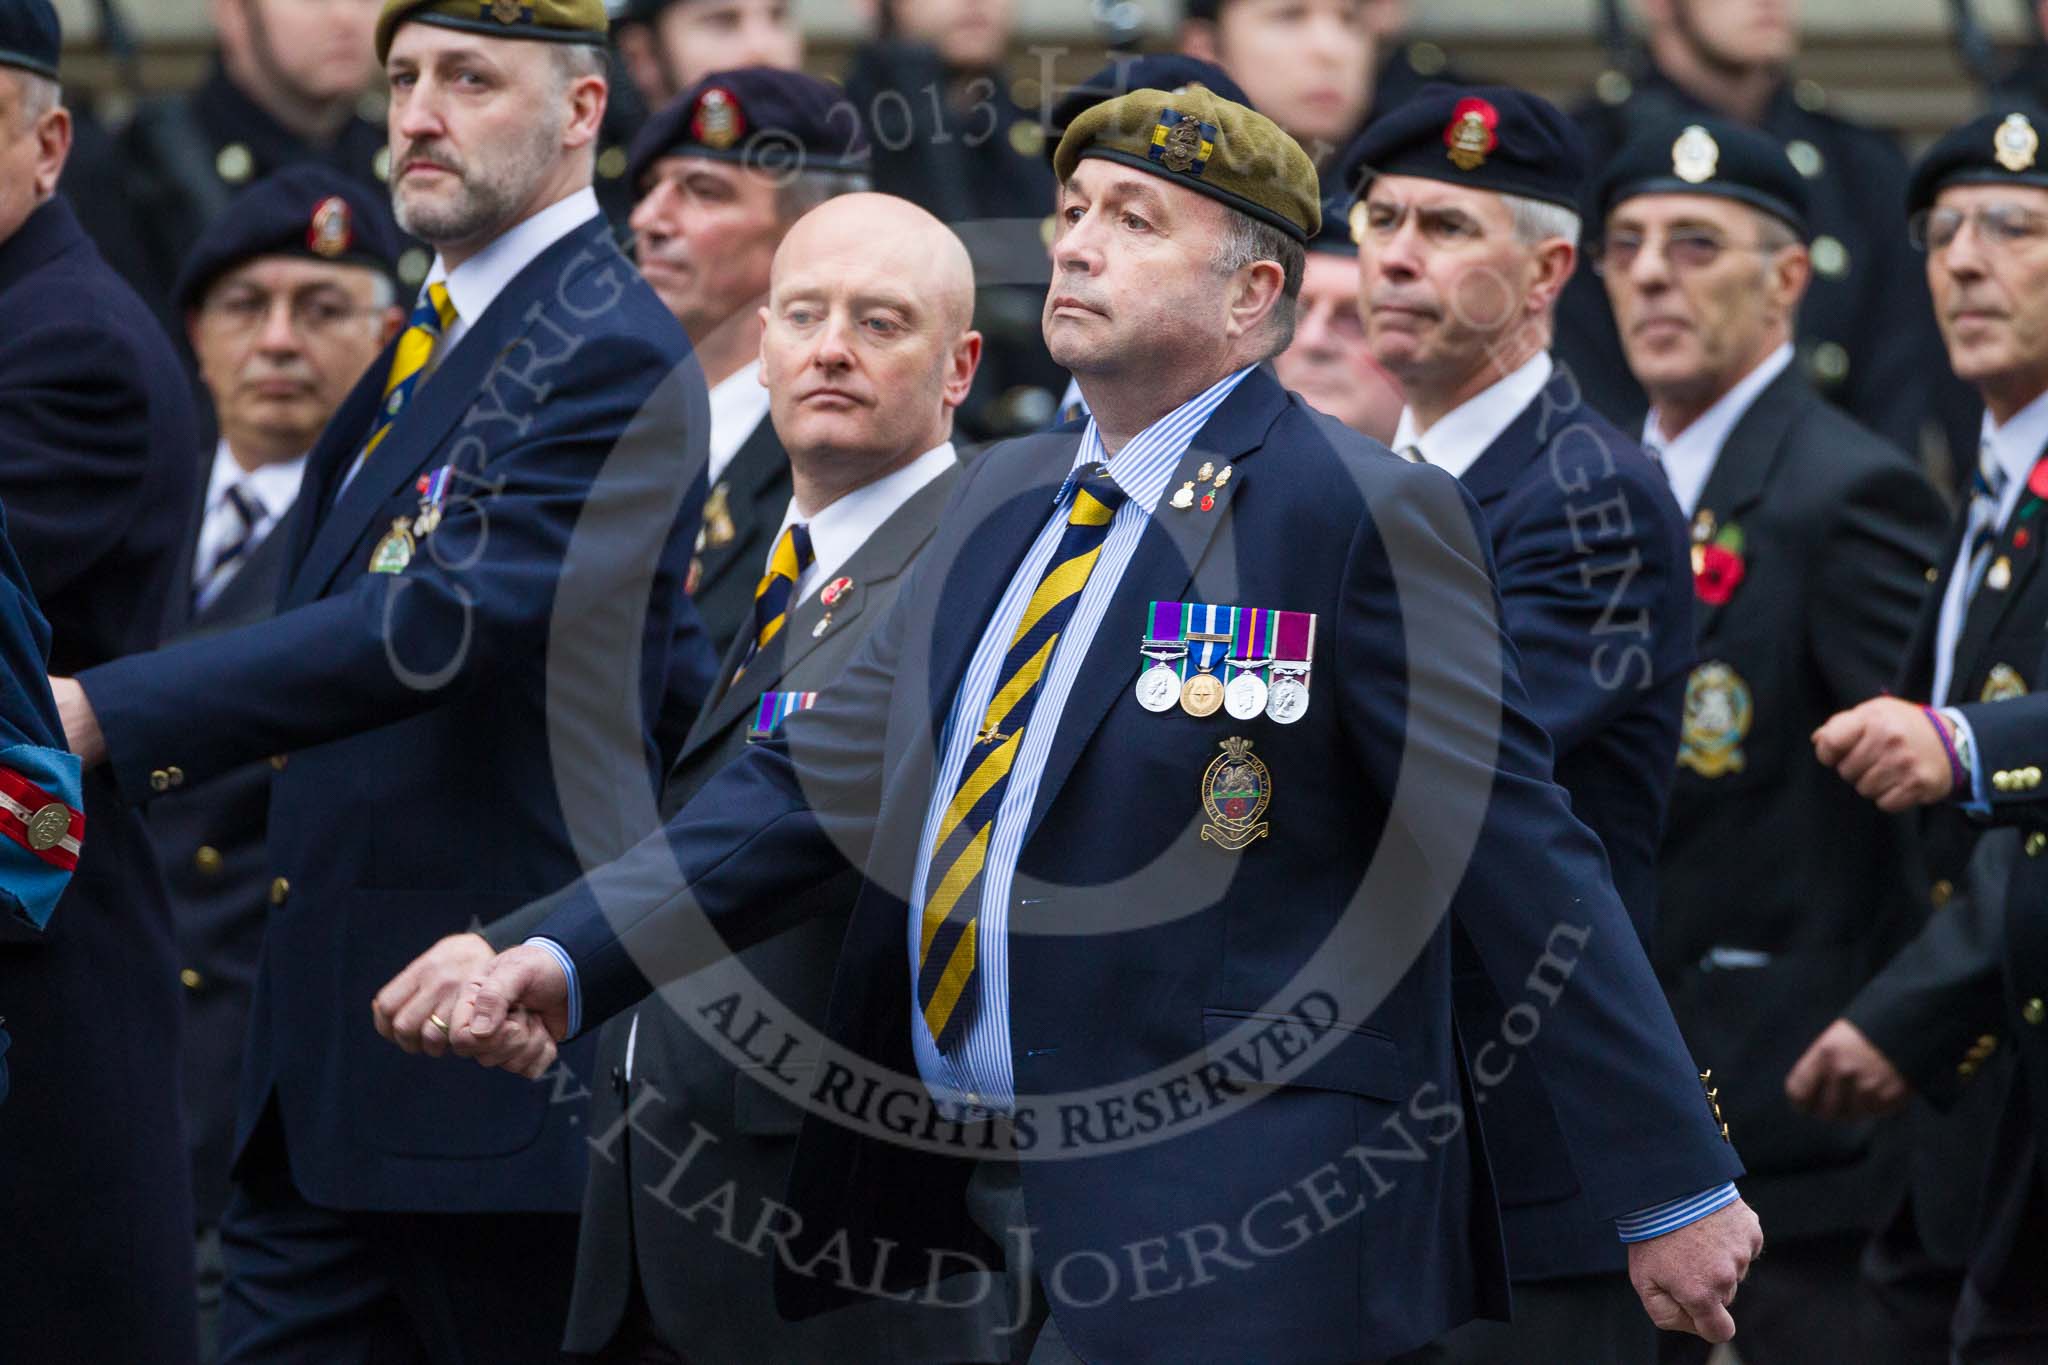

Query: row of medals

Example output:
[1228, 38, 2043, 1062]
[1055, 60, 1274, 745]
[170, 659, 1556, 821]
[1134, 646, 1308, 724]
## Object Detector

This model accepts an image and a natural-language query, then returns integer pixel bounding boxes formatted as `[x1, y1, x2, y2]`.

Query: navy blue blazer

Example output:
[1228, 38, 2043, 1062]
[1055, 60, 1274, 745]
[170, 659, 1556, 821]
[531, 368, 1743, 1362]
[1447, 359, 1696, 1280]
[0, 198, 200, 1364]
[80, 212, 717, 1214]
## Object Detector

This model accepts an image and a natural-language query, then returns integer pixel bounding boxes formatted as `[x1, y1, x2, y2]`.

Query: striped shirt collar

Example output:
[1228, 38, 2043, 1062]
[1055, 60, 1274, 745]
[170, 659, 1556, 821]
[1058, 366, 1257, 514]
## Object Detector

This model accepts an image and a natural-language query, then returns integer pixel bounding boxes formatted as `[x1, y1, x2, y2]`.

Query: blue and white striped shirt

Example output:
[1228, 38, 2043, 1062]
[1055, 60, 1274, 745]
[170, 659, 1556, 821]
[906, 366, 1256, 1112]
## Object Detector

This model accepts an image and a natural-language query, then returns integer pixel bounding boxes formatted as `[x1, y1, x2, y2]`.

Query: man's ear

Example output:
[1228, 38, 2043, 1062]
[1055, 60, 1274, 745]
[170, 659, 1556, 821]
[943, 329, 984, 410]
[1525, 238, 1576, 316]
[1225, 259, 1286, 344]
[32, 105, 70, 201]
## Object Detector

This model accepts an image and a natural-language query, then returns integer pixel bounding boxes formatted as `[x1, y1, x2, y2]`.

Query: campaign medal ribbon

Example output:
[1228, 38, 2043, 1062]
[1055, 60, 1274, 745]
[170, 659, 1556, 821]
[1266, 610, 1317, 724]
[413, 464, 454, 538]
[1136, 601, 1189, 713]
[1181, 601, 1236, 717]
[748, 690, 818, 742]
[1223, 606, 1272, 720]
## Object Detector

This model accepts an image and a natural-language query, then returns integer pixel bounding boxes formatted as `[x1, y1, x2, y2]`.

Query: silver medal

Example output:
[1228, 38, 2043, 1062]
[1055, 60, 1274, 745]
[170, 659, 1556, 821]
[1266, 674, 1309, 725]
[1225, 671, 1269, 720]
[1135, 663, 1181, 712]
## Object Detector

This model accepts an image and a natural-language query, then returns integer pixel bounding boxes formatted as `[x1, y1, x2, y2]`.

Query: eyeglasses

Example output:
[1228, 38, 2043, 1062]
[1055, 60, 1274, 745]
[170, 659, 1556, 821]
[201, 291, 379, 338]
[1909, 203, 2048, 253]
[1589, 228, 1779, 276]
[1354, 199, 1489, 248]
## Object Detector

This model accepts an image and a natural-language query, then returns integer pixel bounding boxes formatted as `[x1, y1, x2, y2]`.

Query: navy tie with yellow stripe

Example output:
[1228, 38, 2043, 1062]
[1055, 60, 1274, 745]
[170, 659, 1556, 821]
[362, 282, 457, 459]
[917, 464, 1129, 1053]
[736, 522, 814, 680]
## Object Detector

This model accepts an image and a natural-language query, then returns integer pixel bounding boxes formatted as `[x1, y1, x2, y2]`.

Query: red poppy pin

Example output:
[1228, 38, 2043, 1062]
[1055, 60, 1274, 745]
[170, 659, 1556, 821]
[2029, 457, 2048, 502]
[1692, 523, 1746, 607]
[820, 576, 853, 608]
[1444, 98, 1500, 172]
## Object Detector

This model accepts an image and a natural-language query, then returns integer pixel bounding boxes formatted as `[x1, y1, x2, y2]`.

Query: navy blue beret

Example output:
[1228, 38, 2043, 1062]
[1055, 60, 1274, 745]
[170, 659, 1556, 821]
[1592, 115, 1811, 239]
[1042, 55, 1250, 164]
[1335, 83, 1588, 213]
[627, 67, 869, 193]
[0, 0, 60, 81]
[172, 165, 401, 311]
[1908, 107, 2048, 216]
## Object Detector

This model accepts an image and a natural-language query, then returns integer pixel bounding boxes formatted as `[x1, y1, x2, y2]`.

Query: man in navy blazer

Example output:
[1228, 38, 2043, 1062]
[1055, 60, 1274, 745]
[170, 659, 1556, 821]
[1344, 86, 1695, 1365]
[53, 2, 716, 1361]
[0, 6, 203, 1362]
[449, 85, 1762, 1363]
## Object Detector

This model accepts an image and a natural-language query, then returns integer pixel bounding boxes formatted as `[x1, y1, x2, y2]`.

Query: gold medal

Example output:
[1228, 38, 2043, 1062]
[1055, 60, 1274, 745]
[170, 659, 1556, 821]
[369, 518, 415, 573]
[1181, 672, 1224, 717]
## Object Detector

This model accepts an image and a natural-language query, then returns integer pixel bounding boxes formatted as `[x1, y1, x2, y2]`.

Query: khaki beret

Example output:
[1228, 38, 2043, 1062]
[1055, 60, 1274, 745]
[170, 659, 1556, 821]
[1053, 87, 1320, 243]
[376, 0, 609, 65]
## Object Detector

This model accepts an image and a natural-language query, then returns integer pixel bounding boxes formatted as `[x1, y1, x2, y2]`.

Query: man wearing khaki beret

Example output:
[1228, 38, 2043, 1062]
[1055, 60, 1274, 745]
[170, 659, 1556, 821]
[442, 86, 1760, 1362]
[50, 1, 718, 1360]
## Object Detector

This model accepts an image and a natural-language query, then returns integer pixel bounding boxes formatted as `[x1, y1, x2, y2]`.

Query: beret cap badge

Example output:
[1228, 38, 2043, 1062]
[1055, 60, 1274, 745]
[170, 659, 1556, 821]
[1149, 109, 1216, 177]
[1671, 125, 1720, 184]
[1996, 113, 2040, 173]
[1444, 97, 1499, 172]
[487, 0, 527, 22]
[692, 87, 745, 150]
[307, 197, 355, 258]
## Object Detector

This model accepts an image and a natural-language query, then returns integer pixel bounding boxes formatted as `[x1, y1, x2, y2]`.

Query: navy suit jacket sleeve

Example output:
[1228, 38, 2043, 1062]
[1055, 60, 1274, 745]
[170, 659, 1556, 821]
[79, 329, 707, 804]
[1335, 465, 1741, 1220]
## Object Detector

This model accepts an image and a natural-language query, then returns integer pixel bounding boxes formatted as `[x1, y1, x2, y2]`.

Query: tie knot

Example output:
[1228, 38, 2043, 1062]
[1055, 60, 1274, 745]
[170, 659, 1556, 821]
[1065, 463, 1127, 527]
[1978, 440, 2009, 499]
[415, 282, 457, 335]
[771, 521, 815, 581]
[223, 483, 265, 525]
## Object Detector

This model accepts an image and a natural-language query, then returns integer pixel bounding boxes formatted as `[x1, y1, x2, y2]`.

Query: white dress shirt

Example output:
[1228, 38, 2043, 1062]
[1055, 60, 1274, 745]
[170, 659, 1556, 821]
[1389, 352, 1554, 478]
[1640, 343, 1796, 517]
[1932, 386, 2048, 705]
[707, 360, 772, 490]
[192, 439, 308, 605]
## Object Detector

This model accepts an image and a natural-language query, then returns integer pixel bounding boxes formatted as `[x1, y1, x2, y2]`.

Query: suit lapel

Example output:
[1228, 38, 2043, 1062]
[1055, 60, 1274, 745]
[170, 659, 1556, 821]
[1690, 369, 1805, 645]
[1453, 364, 1584, 508]
[1952, 443, 2048, 697]
[1021, 369, 1291, 844]
[285, 217, 619, 605]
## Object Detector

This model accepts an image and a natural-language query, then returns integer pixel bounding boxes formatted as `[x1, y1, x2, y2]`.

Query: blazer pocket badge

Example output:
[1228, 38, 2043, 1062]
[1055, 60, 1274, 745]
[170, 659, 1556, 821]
[1677, 660, 1752, 778]
[1200, 737, 1271, 851]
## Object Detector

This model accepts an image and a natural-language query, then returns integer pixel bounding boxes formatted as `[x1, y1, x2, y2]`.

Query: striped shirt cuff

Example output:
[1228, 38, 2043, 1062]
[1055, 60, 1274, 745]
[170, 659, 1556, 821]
[523, 936, 581, 1041]
[1614, 1182, 1740, 1243]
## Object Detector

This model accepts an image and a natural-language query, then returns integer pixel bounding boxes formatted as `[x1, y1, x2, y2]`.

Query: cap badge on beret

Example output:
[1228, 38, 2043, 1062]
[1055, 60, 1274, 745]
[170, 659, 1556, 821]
[488, 0, 530, 24]
[308, 197, 355, 258]
[1996, 113, 2040, 174]
[1444, 97, 1499, 172]
[1671, 125, 1720, 185]
[1149, 108, 1217, 177]
[692, 88, 745, 152]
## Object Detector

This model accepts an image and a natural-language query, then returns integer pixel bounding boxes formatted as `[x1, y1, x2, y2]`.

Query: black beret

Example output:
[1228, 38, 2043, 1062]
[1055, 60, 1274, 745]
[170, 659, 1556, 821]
[1042, 55, 1250, 165]
[0, 0, 60, 81]
[1335, 82, 1588, 213]
[627, 67, 870, 193]
[1591, 115, 1812, 239]
[172, 165, 401, 311]
[1908, 107, 2048, 216]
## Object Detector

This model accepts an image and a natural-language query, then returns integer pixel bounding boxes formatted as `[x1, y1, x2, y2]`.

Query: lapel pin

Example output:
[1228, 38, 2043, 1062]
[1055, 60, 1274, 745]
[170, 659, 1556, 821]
[1170, 481, 1196, 510]
[1196, 461, 1216, 483]
[1212, 465, 1232, 489]
[1989, 555, 2014, 592]
[820, 575, 853, 608]
[812, 616, 832, 638]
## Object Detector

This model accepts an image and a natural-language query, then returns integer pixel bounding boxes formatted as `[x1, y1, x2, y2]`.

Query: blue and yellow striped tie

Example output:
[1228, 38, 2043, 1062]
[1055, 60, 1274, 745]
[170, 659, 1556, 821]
[362, 282, 457, 458]
[736, 522, 814, 679]
[917, 464, 1129, 1052]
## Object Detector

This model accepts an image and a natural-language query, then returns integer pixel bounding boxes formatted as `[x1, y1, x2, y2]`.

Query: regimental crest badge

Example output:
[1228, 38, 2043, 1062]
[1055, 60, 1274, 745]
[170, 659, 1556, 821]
[307, 196, 353, 258]
[1671, 125, 1720, 184]
[1149, 108, 1216, 177]
[693, 88, 745, 151]
[1996, 112, 2040, 173]
[1983, 662, 2030, 703]
[1678, 660, 1753, 778]
[700, 482, 737, 549]
[1443, 97, 1499, 172]
[1200, 736, 1271, 851]
[486, 0, 528, 26]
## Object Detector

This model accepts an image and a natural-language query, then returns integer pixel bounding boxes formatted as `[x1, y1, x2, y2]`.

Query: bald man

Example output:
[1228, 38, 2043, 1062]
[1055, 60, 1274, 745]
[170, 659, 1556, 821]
[376, 194, 1003, 1364]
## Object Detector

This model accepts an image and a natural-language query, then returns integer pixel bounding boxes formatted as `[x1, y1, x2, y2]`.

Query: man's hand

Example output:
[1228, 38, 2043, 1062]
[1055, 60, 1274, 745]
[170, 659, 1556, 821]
[1785, 1018, 1912, 1120]
[371, 932, 496, 1058]
[1627, 1199, 1763, 1343]
[447, 943, 570, 1079]
[1813, 697, 1954, 812]
[49, 677, 104, 766]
